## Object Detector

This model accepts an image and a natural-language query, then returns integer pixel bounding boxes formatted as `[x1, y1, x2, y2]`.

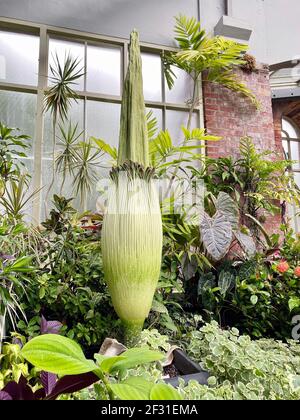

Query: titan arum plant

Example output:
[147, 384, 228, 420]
[102, 30, 163, 346]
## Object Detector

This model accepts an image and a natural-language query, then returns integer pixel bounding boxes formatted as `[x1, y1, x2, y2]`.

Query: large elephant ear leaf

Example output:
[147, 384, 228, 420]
[216, 192, 239, 230]
[234, 231, 256, 257]
[200, 212, 232, 261]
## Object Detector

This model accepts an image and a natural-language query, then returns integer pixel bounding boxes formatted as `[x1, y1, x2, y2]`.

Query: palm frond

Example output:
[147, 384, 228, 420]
[92, 137, 118, 163]
[149, 130, 173, 166]
[146, 110, 159, 140]
[181, 126, 221, 143]
[162, 15, 259, 108]
[205, 69, 259, 107]
[174, 14, 206, 50]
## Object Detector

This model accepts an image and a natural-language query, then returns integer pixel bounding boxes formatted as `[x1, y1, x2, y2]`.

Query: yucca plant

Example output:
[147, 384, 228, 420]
[102, 30, 163, 346]
[55, 121, 83, 194]
[44, 53, 84, 208]
[72, 139, 103, 206]
[0, 174, 40, 221]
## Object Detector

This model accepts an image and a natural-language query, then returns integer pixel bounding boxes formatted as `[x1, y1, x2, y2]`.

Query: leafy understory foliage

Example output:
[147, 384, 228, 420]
[203, 137, 300, 238]
[181, 321, 300, 400]
[16, 334, 181, 400]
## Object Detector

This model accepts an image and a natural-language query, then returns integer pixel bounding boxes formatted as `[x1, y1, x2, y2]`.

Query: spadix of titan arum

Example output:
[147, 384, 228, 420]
[101, 30, 162, 346]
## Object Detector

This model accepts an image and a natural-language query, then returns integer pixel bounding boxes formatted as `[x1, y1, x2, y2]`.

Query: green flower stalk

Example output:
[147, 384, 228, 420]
[102, 31, 162, 346]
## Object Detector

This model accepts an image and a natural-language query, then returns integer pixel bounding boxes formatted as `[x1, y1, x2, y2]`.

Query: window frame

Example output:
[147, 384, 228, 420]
[282, 116, 300, 232]
[0, 17, 204, 223]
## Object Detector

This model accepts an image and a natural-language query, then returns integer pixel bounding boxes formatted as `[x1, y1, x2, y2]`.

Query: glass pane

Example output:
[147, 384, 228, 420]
[166, 110, 198, 145]
[42, 99, 84, 217]
[282, 118, 299, 139]
[282, 140, 289, 158]
[86, 100, 121, 148]
[40, 158, 82, 220]
[165, 66, 193, 104]
[290, 141, 300, 170]
[294, 173, 300, 188]
[86, 101, 121, 212]
[48, 38, 85, 91]
[87, 44, 121, 95]
[141, 53, 162, 101]
[0, 31, 39, 86]
[43, 99, 84, 156]
[0, 90, 36, 155]
[19, 158, 34, 177]
[146, 107, 163, 133]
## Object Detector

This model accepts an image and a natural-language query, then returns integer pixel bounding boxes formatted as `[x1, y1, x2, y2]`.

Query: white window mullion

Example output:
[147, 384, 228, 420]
[32, 26, 48, 225]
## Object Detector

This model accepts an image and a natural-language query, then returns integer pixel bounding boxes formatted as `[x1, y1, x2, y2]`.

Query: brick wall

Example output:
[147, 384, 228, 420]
[203, 64, 281, 234]
[203, 64, 277, 158]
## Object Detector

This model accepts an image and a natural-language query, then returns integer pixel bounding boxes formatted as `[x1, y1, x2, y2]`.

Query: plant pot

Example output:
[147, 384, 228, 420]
[164, 349, 209, 387]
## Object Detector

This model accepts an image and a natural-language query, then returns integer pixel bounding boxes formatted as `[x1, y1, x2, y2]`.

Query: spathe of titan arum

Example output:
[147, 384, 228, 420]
[102, 30, 163, 346]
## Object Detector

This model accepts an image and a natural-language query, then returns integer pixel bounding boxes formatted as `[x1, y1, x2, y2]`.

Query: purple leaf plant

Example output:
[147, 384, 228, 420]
[0, 316, 97, 400]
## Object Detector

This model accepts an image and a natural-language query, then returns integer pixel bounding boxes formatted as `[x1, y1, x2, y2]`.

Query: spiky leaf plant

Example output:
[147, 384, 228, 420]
[44, 54, 84, 210]
[102, 31, 162, 346]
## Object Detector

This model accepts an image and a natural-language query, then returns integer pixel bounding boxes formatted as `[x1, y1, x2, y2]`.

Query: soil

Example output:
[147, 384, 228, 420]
[163, 364, 179, 378]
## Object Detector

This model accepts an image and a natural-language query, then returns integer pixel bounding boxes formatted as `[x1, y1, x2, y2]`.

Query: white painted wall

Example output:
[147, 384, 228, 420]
[265, 0, 300, 64]
[0, 0, 299, 64]
[229, 0, 268, 63]
[227, 0, 300, 64]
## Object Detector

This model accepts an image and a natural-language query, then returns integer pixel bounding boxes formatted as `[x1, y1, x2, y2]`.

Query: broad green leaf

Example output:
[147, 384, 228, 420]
[250, 295, 258, 305]
[95, 354, 126, 374]
[218, 270, 235, 297]
[151, 299, 168, 314]
[94, 354, 106, 365]
[39, 287, 46, 299]
[289, 297, 300, 312]
[21, 334, 97, 375]
[150, 383, 183, 400]
[121, 377, 154, 398]
[110, 383, 148, 400]
[9, 256, 33, 272]
[110, 348, 163, 374]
